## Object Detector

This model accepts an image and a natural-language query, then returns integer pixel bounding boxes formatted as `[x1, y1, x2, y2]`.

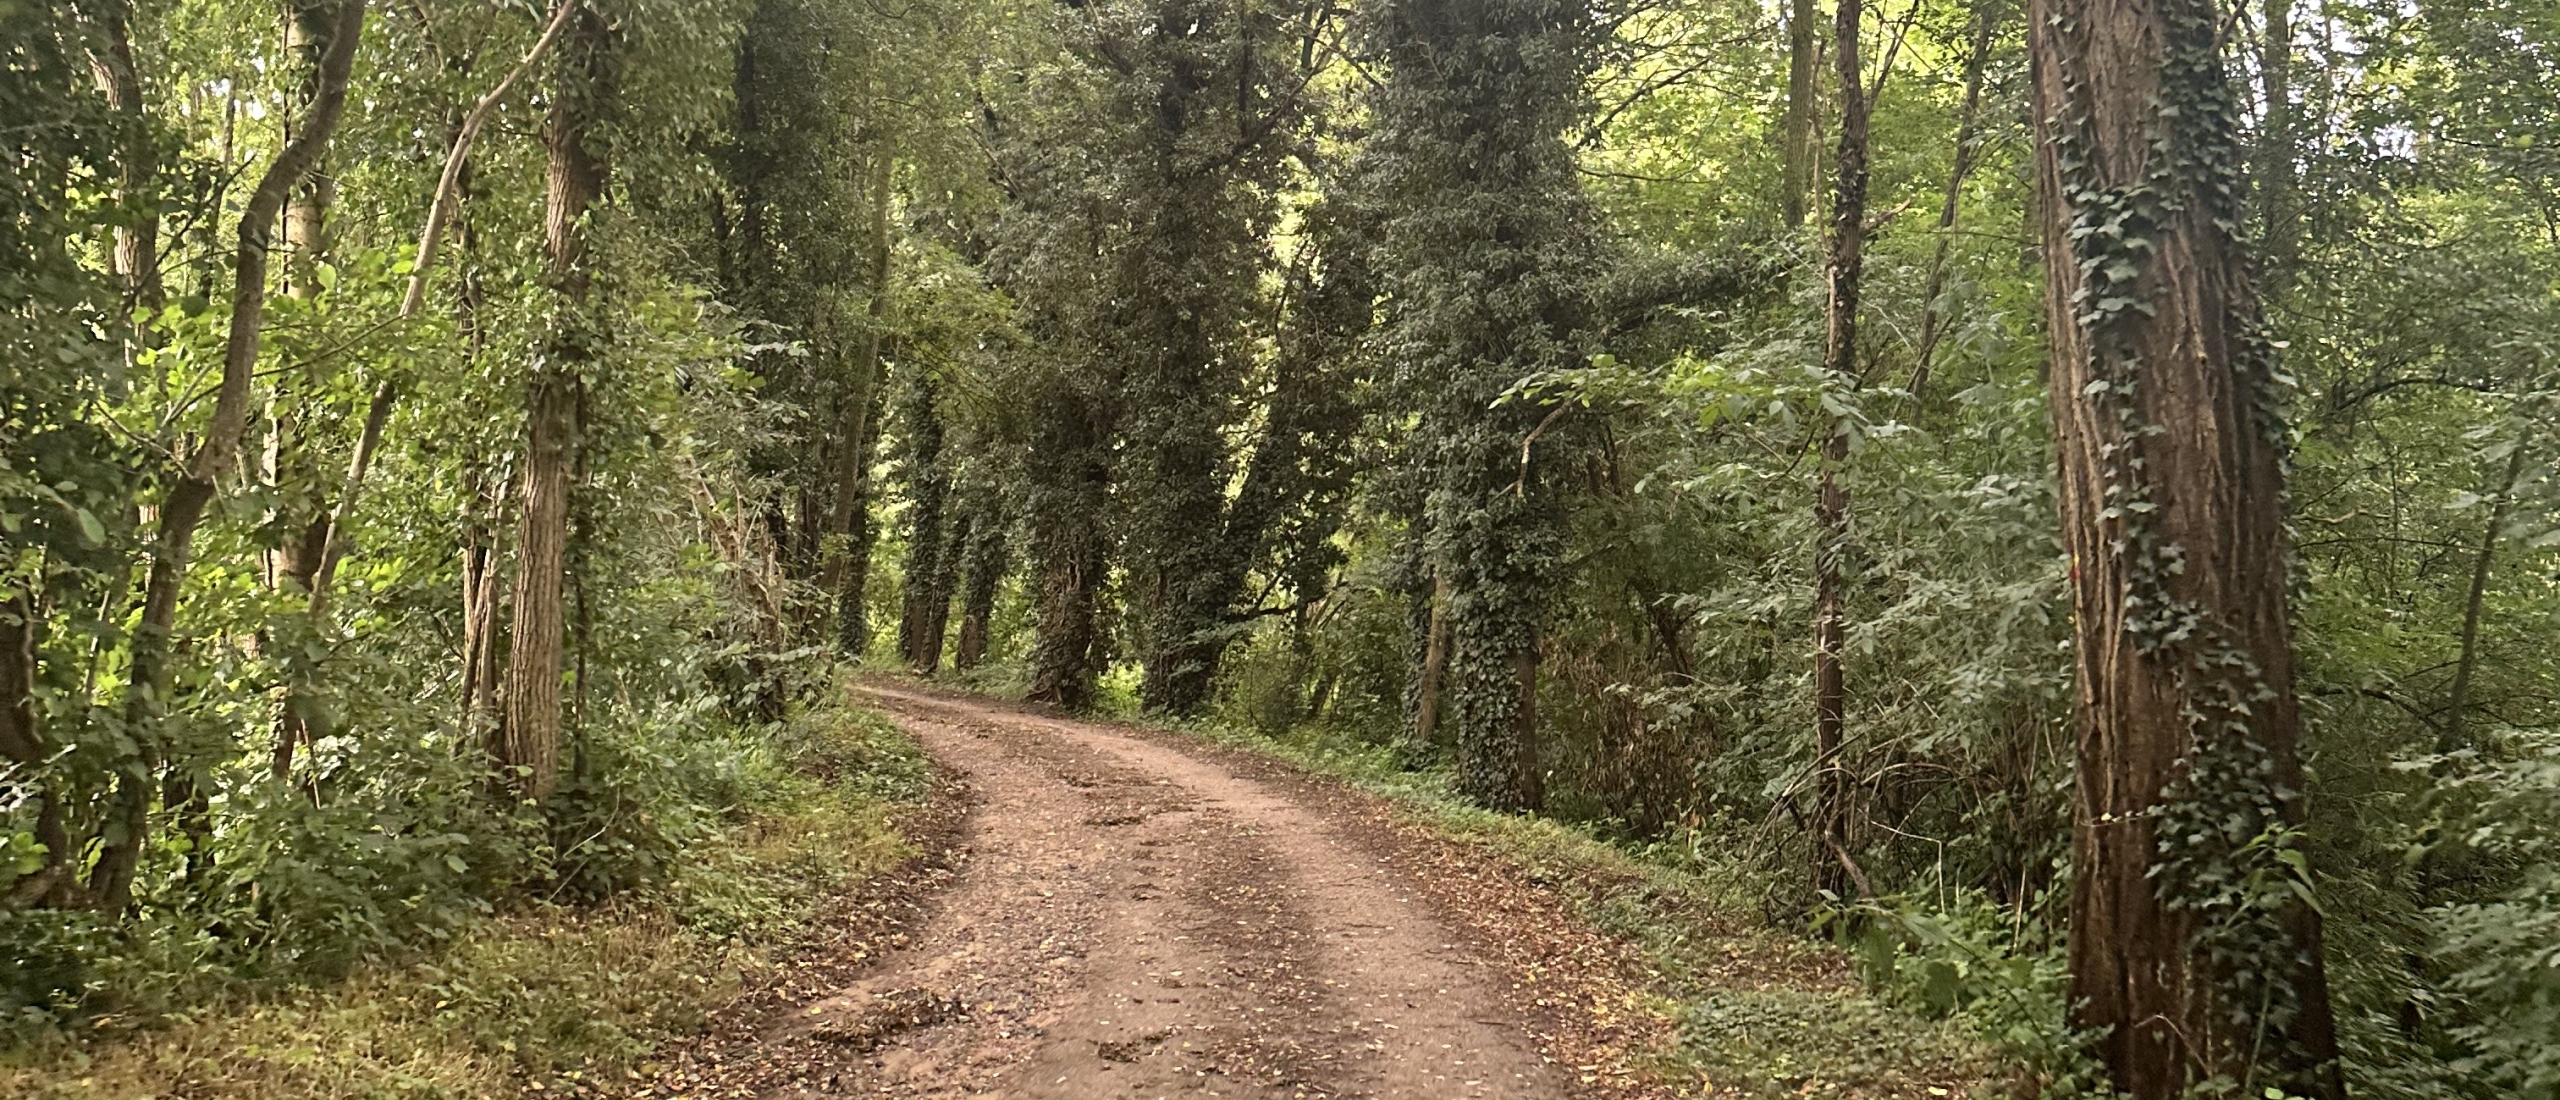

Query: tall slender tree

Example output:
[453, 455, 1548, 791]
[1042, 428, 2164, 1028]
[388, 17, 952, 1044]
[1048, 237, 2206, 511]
[1810, 0, 1877, 903]
[498, 0, 618, 802]
[97, 0, 367, 907]
[2031, 0, 2344, 1089]
[828, 151, 895, 656]
[1099, 0, 1309, 716]
[1780, 0, 1821, 227]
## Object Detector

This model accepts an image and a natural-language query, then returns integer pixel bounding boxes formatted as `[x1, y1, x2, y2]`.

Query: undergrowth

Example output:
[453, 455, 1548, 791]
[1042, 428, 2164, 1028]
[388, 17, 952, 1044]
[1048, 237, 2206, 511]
[0, 696, 926, 1100]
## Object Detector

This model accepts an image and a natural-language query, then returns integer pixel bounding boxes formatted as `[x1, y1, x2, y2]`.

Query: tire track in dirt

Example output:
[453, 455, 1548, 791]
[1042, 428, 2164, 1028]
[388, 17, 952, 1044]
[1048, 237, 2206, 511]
[767, 684, 1575, 1099]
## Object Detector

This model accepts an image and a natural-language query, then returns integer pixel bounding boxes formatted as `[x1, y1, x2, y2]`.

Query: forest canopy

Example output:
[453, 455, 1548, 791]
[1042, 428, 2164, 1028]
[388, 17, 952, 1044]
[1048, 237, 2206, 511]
[5, 0, 2559, 1096]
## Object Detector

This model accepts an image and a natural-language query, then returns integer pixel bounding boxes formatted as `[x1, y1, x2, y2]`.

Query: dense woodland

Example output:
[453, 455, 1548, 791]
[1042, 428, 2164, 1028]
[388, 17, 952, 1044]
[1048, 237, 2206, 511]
[5, 0, 2559, 1095]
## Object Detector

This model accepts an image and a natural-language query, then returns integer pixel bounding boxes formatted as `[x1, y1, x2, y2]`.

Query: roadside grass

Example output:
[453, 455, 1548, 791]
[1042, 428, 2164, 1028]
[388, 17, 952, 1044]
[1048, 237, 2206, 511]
[1022, 678, 2003, 1098]
[0, 698, 927, 1100]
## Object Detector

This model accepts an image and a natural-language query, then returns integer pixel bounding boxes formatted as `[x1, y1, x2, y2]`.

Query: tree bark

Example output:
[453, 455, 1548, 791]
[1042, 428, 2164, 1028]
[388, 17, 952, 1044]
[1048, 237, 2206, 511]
[497, 1, 614, 803]
[279, 0, 338, 301]
[94, 0, 367, 910]
[271, 1, 573, 779]
[2030, 0, 2343, 1089]
[1780, 0, 1821, 227]
[461, 474, 507, 735]
[305, 0, 577, 612]
[1510, 646, 1543, 809]
[269, 0, 346, 778]
[1, 583, 75, 908]
[1811, 0, 1873, 904]
[86, 1, 162, 313]
[1134, 191, 1372, 715]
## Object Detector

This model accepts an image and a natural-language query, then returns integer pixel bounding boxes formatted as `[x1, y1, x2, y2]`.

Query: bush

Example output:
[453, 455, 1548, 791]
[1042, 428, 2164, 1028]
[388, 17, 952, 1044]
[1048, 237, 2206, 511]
[1842, 892, 2115, 1097]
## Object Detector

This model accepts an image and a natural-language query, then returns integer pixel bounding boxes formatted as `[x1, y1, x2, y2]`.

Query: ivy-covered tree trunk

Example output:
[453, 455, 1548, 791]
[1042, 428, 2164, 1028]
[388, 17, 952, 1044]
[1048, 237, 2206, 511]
[1365, 0, 1595, 814]
[1025, 397, 1112, 709]
[498, 2, 615, 804]
[951, 492, 1008, 671]
[1102, 0, 1297, 718]
[2030, 0, 2344, 1090]
[897, 373, 955, 673]
[1164, 195, 1377, 714]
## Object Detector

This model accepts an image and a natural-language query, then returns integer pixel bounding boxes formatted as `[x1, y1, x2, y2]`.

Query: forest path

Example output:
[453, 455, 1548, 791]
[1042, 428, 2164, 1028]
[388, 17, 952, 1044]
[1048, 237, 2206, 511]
[766, 683, 1590, 1100]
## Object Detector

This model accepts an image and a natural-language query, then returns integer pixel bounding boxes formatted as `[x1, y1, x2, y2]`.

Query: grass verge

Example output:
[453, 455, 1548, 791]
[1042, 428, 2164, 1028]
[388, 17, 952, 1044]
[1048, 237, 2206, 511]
[0, 698, 929, 1100]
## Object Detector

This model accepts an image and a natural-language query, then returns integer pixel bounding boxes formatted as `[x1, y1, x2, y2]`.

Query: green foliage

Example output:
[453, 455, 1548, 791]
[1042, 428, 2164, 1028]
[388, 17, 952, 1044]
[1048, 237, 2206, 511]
[1843, 893, 2119, 1096]
[1360, 0, 1604, 811]
[8, 0, 2560, 1091]
[0, 694, 923, 1098]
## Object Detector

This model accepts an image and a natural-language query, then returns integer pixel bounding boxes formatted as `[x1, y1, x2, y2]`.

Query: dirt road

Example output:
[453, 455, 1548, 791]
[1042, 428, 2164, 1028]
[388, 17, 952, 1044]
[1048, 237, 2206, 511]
[753, 684, 1610, 1099]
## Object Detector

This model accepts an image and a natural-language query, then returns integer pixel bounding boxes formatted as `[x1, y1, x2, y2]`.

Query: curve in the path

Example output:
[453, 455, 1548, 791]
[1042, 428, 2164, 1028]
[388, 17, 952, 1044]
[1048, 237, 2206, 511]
[784, 685, 1573, 1100]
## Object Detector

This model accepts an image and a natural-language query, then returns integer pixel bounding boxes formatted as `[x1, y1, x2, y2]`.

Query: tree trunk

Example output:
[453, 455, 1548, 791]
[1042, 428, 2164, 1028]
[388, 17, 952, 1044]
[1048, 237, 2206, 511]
[1780, 0, 1820, 227]
[1370, 0, 1587, 816]
[2256, 0, 2296, 290]
[2445, 440, 2528, 754]
[1811, 445, 1851, 900]
[307, 0, 578, 613]
[2030, 0, 2343, 1089]
[1510, 647, 1542, 809]
[897, 375, 955, 673]
[272, 1, 575, 779]
[1908, 0, 1998, 404]
[1026, 544, 1106, 709]
[1134, 189, 1372, 716]
[830, 152, 896, 657]
[267, 0, 345, 780]
[953, 494, 1009, 671]
[1415, 571, 1452, 751]
[87, 1, 162, 313]
[280, 0, 336, 301]
[915, 515, 965, 674]
[1, 583, 75, 908]
[94, 0, 367, 911]
[1026, 425, 1110, 709]
[461, 474, 506, 734]
[497, 2, 614, 803]
[1811, 0, 1873, 904]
